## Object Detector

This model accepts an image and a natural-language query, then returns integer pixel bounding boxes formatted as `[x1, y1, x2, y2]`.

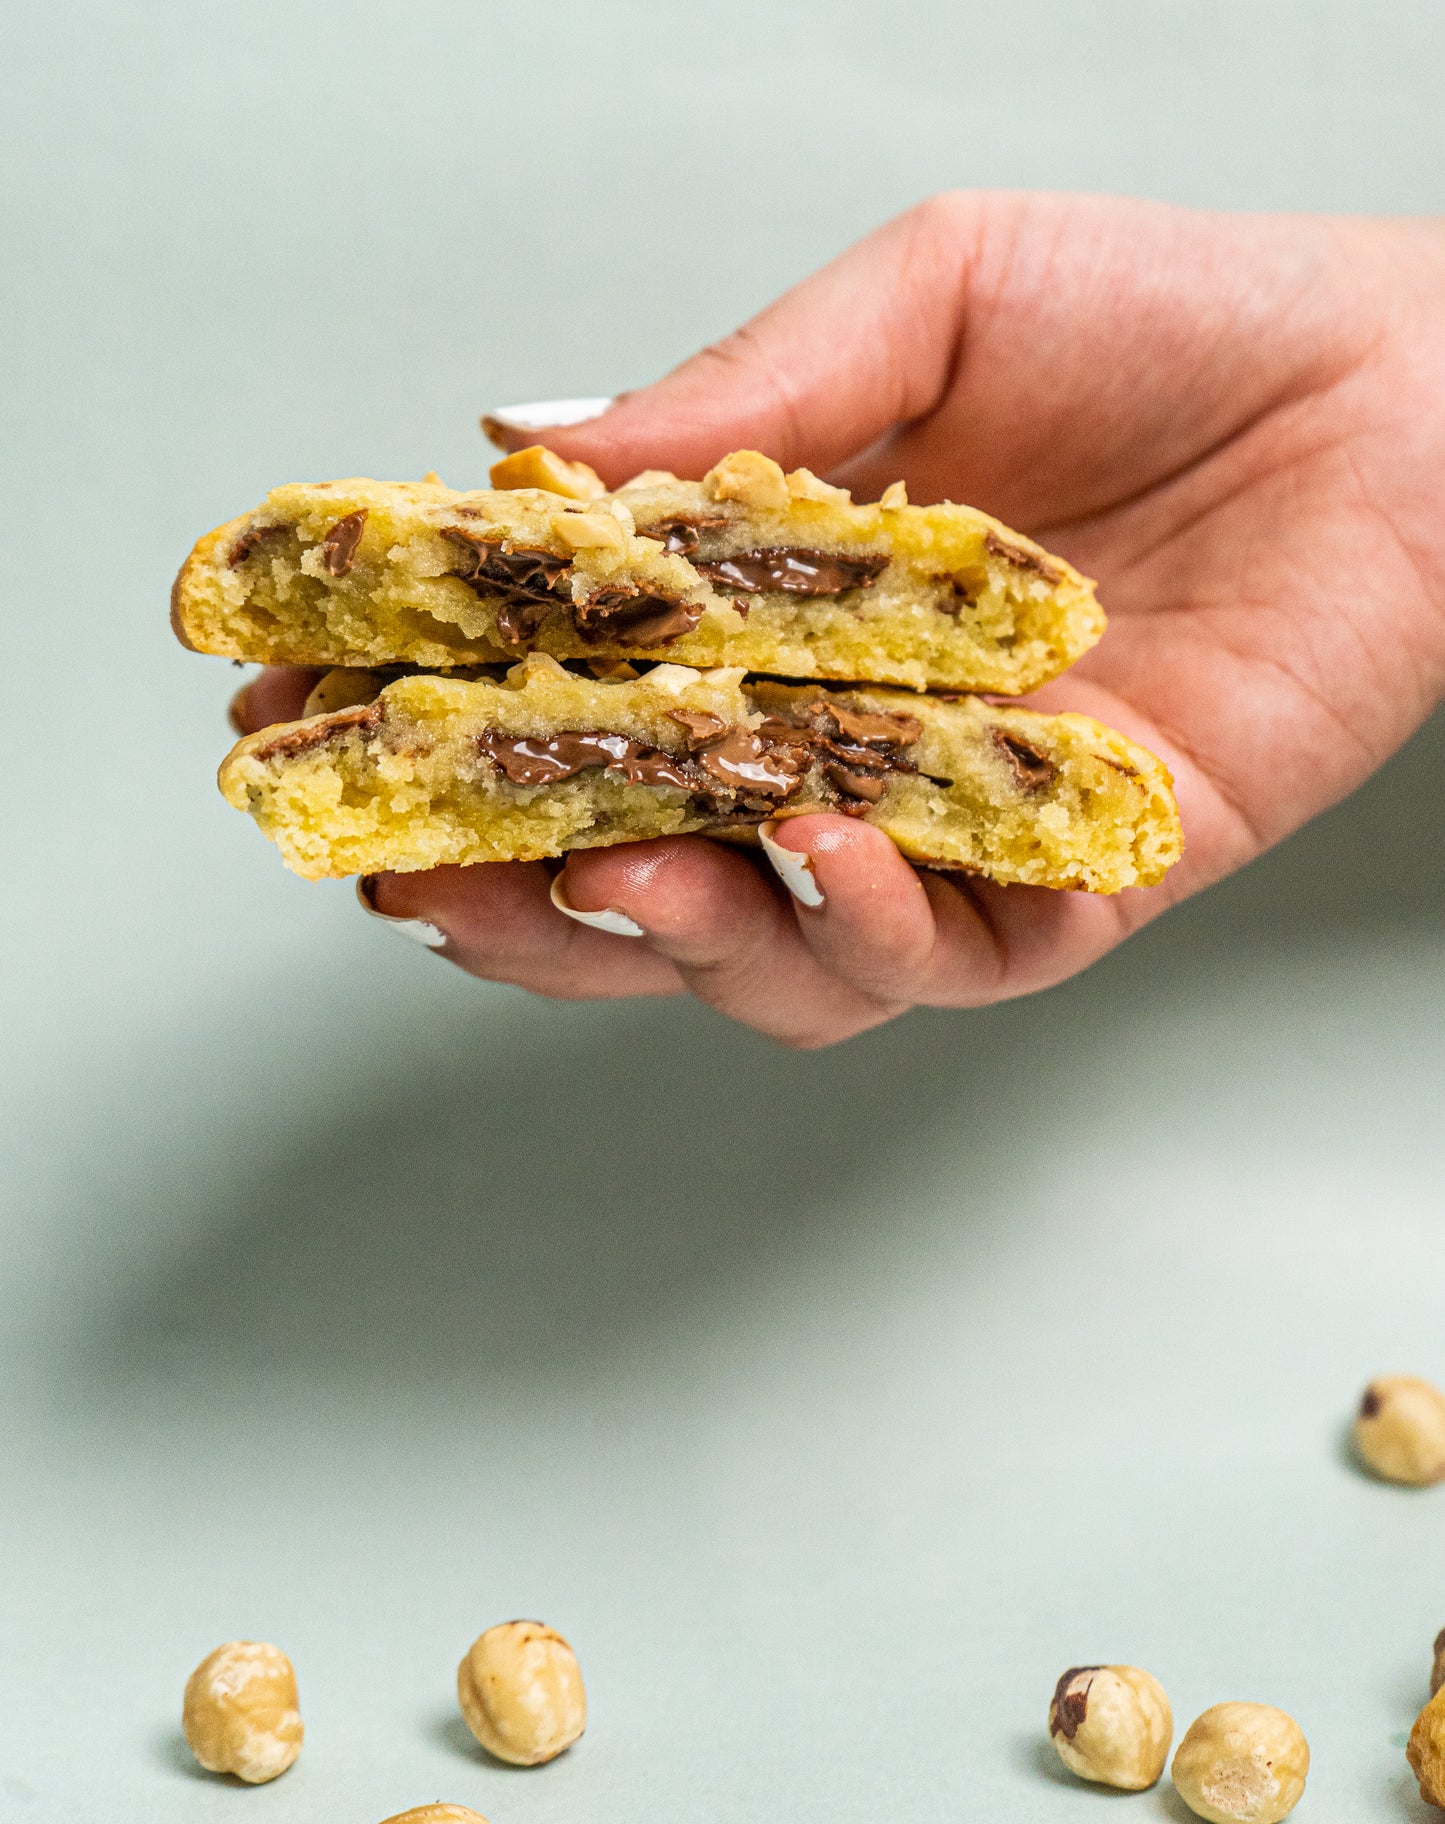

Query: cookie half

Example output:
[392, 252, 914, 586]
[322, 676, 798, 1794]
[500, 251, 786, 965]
[218, 655, 1181, 891]
[175, 451, 1104, 694]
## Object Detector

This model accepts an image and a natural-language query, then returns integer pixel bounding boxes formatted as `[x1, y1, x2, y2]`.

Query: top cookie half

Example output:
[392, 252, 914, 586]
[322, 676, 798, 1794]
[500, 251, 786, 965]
[172, 447, 1103, 693]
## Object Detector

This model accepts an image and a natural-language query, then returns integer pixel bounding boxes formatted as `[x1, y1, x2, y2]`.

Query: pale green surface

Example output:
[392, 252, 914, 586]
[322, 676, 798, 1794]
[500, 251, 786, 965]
[3, 1, 1445, 1818]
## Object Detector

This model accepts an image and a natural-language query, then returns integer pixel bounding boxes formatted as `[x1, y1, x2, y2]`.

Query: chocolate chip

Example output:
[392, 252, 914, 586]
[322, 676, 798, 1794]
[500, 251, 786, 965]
[442, 530, 574, 642]
[475, 728, 695, 792]
[824, 763, 886, 805]
[573, 587, 703, 645]
[252, 701, 381, 762]
[992, 728, 1057, 791]
[667, 709, 729, 751]
[228, 522, 287, 567]
[696, 548, 889, 596]
[636, 516, 728, 558]
[984, 528, 1061, 583]
[696, 727, 811, 799]
[823, 700, 923, 748]
[320, 510, 368, 578]
[1049, 1668, 1099, 1742]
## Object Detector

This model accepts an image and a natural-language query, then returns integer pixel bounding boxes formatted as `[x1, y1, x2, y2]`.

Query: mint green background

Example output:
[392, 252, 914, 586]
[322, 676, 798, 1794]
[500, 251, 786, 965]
[3, 2, 1444, 1818]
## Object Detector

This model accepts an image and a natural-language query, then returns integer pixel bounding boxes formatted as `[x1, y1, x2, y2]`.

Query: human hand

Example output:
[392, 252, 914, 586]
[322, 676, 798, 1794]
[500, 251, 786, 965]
[234, 192, 1445, 1045]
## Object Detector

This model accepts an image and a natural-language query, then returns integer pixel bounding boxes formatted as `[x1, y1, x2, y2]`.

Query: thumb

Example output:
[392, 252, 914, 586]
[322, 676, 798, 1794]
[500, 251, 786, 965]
[483, 193, 990, 489]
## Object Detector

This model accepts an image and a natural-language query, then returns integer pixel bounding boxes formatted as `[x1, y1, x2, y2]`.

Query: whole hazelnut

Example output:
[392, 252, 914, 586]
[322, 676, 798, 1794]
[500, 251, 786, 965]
[1172, 1702, 1309, 1823]
[456, 1619, 586, 1766]
[1047, 1664, 1172, 1789]
[182, 1640, 303, 1784]
[1409, 1684, 1445, 1806]
[1353, 1375, 1445, 1484]
[380, 1809, 490, 1824]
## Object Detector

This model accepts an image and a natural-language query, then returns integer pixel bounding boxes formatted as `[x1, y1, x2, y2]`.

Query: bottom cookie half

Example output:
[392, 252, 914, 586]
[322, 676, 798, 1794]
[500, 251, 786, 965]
[217, 656, 1182, 893]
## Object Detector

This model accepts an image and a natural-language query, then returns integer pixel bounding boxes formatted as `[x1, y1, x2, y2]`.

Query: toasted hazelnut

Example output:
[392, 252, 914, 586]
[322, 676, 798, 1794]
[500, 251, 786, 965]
[1410, 1684, 1445, 1805]
[1172, 1703, 1309, 1823]
[785, 466, 851, 504]
[879, 480, 908, 509]
[420, 470, 446, 485]
[380, 1809, 490, 1824]
[1431, 1627, 1445, 1698]
[1353, 1375, 1445, 1484]
[606, 497, 636, 536]
[1048, 1664, 1172, 1790]
[182, 1640, 303, 1784]
[457, 1620, 586, 1766]
[617, 468, 679, 488]
[551, 509, 626, 551]
[303, 668, 385, 717]
[702, 449, 790, 510]
[489, 445, 606, 500]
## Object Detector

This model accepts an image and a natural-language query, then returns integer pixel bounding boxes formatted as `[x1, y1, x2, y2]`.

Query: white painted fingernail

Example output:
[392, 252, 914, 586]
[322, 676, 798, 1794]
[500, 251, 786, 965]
[356, 876, 448, 948]
[759, 820, 825, 908]
[481, 397, 615, 444]
[549, 872, 644, 937]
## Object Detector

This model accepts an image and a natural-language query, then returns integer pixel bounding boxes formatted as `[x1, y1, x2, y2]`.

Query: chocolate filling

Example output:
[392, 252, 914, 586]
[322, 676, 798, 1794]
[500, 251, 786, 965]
[992, 729, 1057, 791]
[1049, 1668, 1099, 1742]
[476, 729, 696, 792]
[321, 510, 368, 578]
[696, 548, 889, 596]
[573, 587, 704, 645]
[228, 522, 287, 567]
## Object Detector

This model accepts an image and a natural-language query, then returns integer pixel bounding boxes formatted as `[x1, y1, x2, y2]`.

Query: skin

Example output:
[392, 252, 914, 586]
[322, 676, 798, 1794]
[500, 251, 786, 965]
[234, 192, 1445, 1048]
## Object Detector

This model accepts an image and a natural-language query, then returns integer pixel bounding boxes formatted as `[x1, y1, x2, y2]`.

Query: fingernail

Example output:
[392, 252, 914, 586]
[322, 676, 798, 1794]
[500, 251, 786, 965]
[759, 821, 825, 908]
[356, 875, 448, 949]
[481, 396, 615, 447]
[549, 872, 644, 937]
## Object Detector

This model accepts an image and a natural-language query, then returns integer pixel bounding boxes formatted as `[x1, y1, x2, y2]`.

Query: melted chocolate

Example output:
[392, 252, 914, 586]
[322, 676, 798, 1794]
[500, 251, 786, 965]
[476, 729, 694, 791]
[320, 510, 368, 578]
[252, 702, 381, 762]
[573, 588, 703, 645]
[993, 729, 1057, 791]
[695, 728, 810, 799]
[637, 516, 728, 558]
[984, 528, 1061, 583]
[696, 547, 889, 596]
[442, 530, 574, 643]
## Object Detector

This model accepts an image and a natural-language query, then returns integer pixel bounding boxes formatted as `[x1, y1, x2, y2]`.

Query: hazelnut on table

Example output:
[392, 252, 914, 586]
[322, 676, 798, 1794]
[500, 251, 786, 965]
[1431, 1627, 1445, 1699]
[182, 1639, 303, 1784]
[1409, 1684, 1445, 1807]
[380, 1808, 490, 1824]
[1352, 1375, 1445, 1484]
[457, 1619, 586, 1766]
[1047, 1664, 1172, 1789]
[1172, 1703, 1309, 1823]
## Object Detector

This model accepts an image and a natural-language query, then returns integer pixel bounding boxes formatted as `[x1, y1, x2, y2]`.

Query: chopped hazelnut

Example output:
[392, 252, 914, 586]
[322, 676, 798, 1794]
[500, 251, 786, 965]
[456, 1620, 587, 1766]
[702, 449, 790, 511]
[1410, 1684, 1445, 1806]
[420, 470, 446, 485]
[1353, 1375, 1445, 1484]
[785, 466, 851, 503]
[489, 445, 606, 500]
[879, 480, 908, 509]
[182, 1640, 303, 1784]
[1432, 1627, 1445, 1698]
[1172, 1703, 1309, 1823]
[551, 509, 627, 551]
[1048, 1664, 1172, 1790]
[380, 1809, 490, 1824]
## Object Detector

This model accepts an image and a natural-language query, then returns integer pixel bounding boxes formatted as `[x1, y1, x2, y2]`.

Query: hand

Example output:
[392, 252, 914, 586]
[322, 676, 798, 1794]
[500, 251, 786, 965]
[234, 193, 1445, 1046]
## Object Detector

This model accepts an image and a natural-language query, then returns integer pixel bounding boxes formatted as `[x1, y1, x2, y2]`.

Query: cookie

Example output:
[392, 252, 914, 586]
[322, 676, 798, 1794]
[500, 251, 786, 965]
[174, 450, 1104, 694]
[218, 655, 1181, 891]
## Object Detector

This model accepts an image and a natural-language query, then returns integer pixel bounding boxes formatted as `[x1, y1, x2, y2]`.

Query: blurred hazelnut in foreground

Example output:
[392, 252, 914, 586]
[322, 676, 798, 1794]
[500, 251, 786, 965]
[1172, 1702, 1309, 1822]
[182, 1640, 303, 1784]
[1409, 1684, 1445, 1807]
[457, 1619, 587, 1766]
[379, 1808, 489, 1823]
[1353, 1375, 1445, 1484]
[1047, 1664, 1172, 1788]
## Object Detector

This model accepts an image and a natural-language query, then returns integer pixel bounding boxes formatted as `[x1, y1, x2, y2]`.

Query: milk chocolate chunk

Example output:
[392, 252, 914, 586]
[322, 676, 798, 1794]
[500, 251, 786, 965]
[984, 529, 1062, 583]
[638, 516, 728, 558]
[252, 701, 381, 762]
[228, 522, 287, 567]
[993, 729, 1057, 791]
[442, 531, 574, 643]
[820, 701, 922, 748]
[668, 709, 729, 749]
[320, 510, 368, 578]
[696, 548, 889, 596]
[824, 764, 887, 805]
[475, 729, 693, 792]
[695, 728, 809, 800]
[572, 587, 703, 645]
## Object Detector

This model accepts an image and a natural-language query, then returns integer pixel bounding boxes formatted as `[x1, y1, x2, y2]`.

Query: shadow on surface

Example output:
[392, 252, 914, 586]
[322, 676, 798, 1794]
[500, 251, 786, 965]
[66, 710, 1445, 1398]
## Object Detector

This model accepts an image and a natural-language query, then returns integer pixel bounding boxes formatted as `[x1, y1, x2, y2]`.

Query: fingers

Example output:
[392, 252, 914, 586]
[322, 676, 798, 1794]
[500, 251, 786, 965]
[486, 193, 990, 490]
[228, 666, 323, 735]
[367, 863, 686, 1001]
